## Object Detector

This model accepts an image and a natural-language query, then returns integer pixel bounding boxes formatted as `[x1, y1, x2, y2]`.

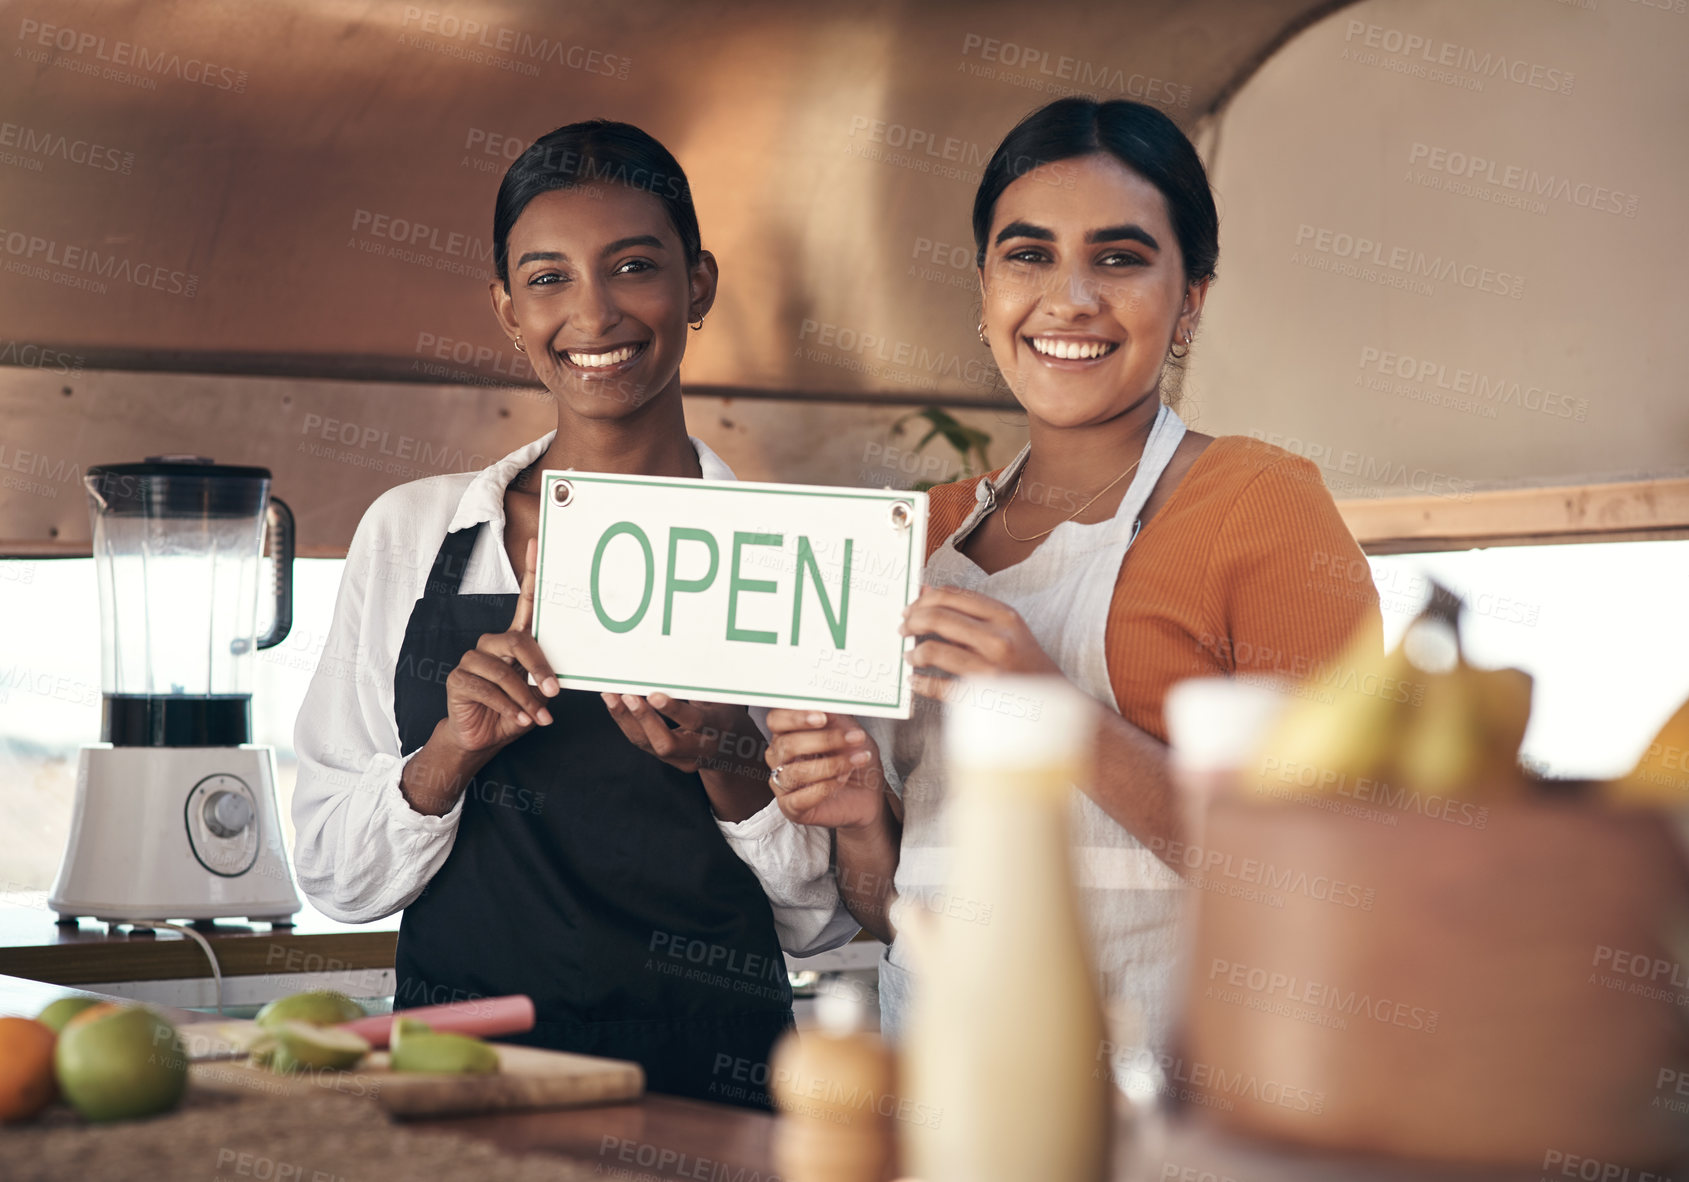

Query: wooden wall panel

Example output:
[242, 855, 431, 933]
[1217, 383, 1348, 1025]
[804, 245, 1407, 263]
[0, 366, 1024, 555]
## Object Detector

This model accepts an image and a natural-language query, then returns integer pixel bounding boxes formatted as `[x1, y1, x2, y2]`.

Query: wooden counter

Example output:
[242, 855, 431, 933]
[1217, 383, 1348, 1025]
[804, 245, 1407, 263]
[3, 973, 1640, 1181]
[1, 971, 778, 1181]
[0, 903, 398, 989]
[0, 904, 881, 996]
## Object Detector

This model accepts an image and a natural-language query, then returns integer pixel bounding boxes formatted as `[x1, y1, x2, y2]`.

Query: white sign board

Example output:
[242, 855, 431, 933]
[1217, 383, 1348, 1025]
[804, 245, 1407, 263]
[531, 473, 927, 719]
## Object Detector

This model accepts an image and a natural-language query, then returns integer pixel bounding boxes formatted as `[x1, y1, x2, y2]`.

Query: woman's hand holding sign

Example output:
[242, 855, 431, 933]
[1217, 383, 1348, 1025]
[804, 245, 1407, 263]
[765, 709, 903, 942]
[444, 537, 561, 753]
[762, 712, 890, 831]
[601, 693, 748, 774]
[753, 582, 1068, 940]
[401, 537, 560, 815]
[604, 693, 778, 824]
[900, 583, 1064, 699]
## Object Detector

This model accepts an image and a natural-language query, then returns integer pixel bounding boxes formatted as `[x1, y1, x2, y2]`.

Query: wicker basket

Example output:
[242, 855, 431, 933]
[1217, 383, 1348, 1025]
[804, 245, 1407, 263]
[1176, 794, 1689, 1167]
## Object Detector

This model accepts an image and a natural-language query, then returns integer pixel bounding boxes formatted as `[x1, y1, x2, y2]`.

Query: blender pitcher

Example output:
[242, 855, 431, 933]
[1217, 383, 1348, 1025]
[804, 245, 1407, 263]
[49, 456, 304, 927]
[89, 456, 294, 744]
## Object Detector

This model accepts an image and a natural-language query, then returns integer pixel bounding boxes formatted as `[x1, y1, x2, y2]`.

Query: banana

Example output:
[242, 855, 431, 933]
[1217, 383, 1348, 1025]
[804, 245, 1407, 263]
[1606, 695, 1689, 808]
[1394, 662, 1480, 796]
[1249, 581, 1535, 805]
[1395, 660, 1532, 799]
[1469, 664, 1535, 796]
[1251, 620, 1421, 793]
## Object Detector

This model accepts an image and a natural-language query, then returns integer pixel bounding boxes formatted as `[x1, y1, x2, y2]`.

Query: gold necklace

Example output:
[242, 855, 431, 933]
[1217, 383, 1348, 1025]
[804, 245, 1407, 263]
[999, 455, 1141, 542]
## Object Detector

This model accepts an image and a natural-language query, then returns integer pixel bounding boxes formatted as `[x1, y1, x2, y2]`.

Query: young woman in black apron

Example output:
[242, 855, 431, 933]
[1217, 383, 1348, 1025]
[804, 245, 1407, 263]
[384, 122, 793, 1106]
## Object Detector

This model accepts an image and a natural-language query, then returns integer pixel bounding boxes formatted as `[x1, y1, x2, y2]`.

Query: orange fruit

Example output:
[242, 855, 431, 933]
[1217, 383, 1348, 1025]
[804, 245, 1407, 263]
[0, 1016, 58, 1122]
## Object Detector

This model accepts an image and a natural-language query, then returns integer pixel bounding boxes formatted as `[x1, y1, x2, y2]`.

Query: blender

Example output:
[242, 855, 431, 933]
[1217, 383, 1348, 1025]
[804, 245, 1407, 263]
[49, 457, 303, 926]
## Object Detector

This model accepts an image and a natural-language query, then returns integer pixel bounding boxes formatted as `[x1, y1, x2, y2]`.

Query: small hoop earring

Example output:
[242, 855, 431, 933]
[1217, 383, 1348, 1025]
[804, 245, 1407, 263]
[513, 336, 526, 353]
[977, 321, 988, 345]
[689, 315, 705, 332]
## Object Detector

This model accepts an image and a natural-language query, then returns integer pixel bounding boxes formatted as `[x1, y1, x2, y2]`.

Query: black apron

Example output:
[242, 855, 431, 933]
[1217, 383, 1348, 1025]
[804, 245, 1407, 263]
[391, 523, 793, 1110]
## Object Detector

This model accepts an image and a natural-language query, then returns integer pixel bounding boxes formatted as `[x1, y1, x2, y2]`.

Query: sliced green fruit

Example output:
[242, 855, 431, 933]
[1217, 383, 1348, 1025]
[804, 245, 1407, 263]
[255, 991, 365, 1030]
[270, 1021, 368, 1071]
[247, 1033, 279, 1069]
[388, 1030, 499, 1075]
[267, 1043, 305, 1074]
[390, 1016, 432, 1052]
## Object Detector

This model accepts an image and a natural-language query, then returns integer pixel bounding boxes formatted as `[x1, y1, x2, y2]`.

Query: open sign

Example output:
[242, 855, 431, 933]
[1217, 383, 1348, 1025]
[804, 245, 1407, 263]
[532, 472, 927, 718]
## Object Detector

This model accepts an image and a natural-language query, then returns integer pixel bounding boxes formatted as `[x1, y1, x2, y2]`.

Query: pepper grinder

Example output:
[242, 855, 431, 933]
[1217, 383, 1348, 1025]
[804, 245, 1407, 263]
[770, 978, 897, 1182]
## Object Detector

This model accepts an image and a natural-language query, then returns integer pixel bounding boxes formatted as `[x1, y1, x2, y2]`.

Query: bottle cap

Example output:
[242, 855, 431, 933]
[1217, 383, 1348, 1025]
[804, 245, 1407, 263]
[943, 674, 1094, 770]
[1164, 676, 1289, 774]
[813, 976, 869, 1037]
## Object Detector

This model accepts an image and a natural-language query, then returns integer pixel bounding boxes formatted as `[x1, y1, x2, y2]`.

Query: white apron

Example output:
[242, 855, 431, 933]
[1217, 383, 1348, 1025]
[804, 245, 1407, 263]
[870, 403, 1189, 1052]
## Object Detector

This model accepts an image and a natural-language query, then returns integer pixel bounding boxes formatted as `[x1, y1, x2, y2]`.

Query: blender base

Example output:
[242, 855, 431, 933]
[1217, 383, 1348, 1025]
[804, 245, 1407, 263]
[50, 745, 302, 924]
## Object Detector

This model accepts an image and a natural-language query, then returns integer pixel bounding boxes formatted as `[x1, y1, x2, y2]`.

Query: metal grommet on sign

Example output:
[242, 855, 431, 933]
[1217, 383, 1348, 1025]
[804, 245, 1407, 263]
[551, 479, 573, 507]
[889, 501, 911, 530]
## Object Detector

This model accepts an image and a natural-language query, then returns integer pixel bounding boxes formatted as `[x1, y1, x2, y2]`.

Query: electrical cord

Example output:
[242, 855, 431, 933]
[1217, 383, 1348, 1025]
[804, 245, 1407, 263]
[137, 920, 226, 1016]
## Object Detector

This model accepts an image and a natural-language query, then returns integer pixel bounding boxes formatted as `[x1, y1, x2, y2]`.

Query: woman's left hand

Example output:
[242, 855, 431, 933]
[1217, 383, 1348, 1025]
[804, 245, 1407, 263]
[900, 584, 1064, 698]
[601, 692, 761, 776]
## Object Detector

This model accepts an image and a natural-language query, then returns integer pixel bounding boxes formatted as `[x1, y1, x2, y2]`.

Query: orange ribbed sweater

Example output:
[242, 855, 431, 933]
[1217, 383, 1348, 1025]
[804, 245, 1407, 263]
[922, 435, 1384, 743]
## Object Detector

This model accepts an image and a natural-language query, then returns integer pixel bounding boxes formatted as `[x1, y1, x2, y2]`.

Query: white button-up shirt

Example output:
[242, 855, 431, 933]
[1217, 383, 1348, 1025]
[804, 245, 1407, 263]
[290, 430, 858, 955]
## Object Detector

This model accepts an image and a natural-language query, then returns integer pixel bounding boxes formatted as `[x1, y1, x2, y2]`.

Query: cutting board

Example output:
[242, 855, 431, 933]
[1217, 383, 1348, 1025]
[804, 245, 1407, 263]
[188, 1043, 646, 1117]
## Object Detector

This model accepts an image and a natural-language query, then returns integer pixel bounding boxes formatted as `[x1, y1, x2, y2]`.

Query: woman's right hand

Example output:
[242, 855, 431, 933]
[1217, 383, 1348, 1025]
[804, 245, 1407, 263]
[440, 537, 561, 755]
[764, 710, 890, 831]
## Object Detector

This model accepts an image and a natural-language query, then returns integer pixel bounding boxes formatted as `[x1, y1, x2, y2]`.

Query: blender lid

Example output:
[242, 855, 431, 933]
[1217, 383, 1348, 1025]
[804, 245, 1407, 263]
[86, 456, 273, 518]
[88, 455, 274, 480]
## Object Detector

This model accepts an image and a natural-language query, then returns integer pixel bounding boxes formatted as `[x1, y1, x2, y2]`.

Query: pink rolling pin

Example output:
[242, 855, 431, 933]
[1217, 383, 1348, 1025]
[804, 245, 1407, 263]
[338, 994, 535, 1048]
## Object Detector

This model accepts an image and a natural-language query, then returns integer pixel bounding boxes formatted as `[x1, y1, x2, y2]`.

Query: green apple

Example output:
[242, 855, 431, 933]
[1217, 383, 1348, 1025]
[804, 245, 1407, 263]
[36, 996, 102, 1034]
[55, 1005, 187, 1122]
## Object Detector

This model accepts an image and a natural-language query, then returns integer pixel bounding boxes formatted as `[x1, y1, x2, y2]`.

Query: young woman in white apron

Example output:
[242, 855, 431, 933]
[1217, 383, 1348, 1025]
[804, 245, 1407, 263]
[748, 98, 1381, 1047]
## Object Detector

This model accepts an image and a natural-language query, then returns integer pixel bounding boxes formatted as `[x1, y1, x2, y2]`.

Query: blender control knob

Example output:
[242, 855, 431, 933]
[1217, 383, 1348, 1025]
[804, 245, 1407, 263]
[204, 791, 253, 838]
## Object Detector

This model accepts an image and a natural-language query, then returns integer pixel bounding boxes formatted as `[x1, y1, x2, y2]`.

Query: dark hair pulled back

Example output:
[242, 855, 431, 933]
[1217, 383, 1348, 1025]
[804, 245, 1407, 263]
[972, 98, 1218, 285]
[493, 119, 700, 285]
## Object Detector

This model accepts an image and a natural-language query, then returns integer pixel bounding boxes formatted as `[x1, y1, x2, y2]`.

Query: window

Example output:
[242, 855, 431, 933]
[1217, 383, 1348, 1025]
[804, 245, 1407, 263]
[1368, 540, 1689, 780]
[3, 540, 1685, 899]
[0, 558, 346, 905]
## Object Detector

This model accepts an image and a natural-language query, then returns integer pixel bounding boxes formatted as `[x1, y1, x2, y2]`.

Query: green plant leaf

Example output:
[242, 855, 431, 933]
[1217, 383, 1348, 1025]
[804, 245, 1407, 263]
[887, 407, 993, 480]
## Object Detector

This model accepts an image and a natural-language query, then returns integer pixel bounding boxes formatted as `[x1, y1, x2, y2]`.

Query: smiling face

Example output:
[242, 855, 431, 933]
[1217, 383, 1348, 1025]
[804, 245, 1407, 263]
[489, 183, 716, 420]
[980, 153, 1208, 429]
